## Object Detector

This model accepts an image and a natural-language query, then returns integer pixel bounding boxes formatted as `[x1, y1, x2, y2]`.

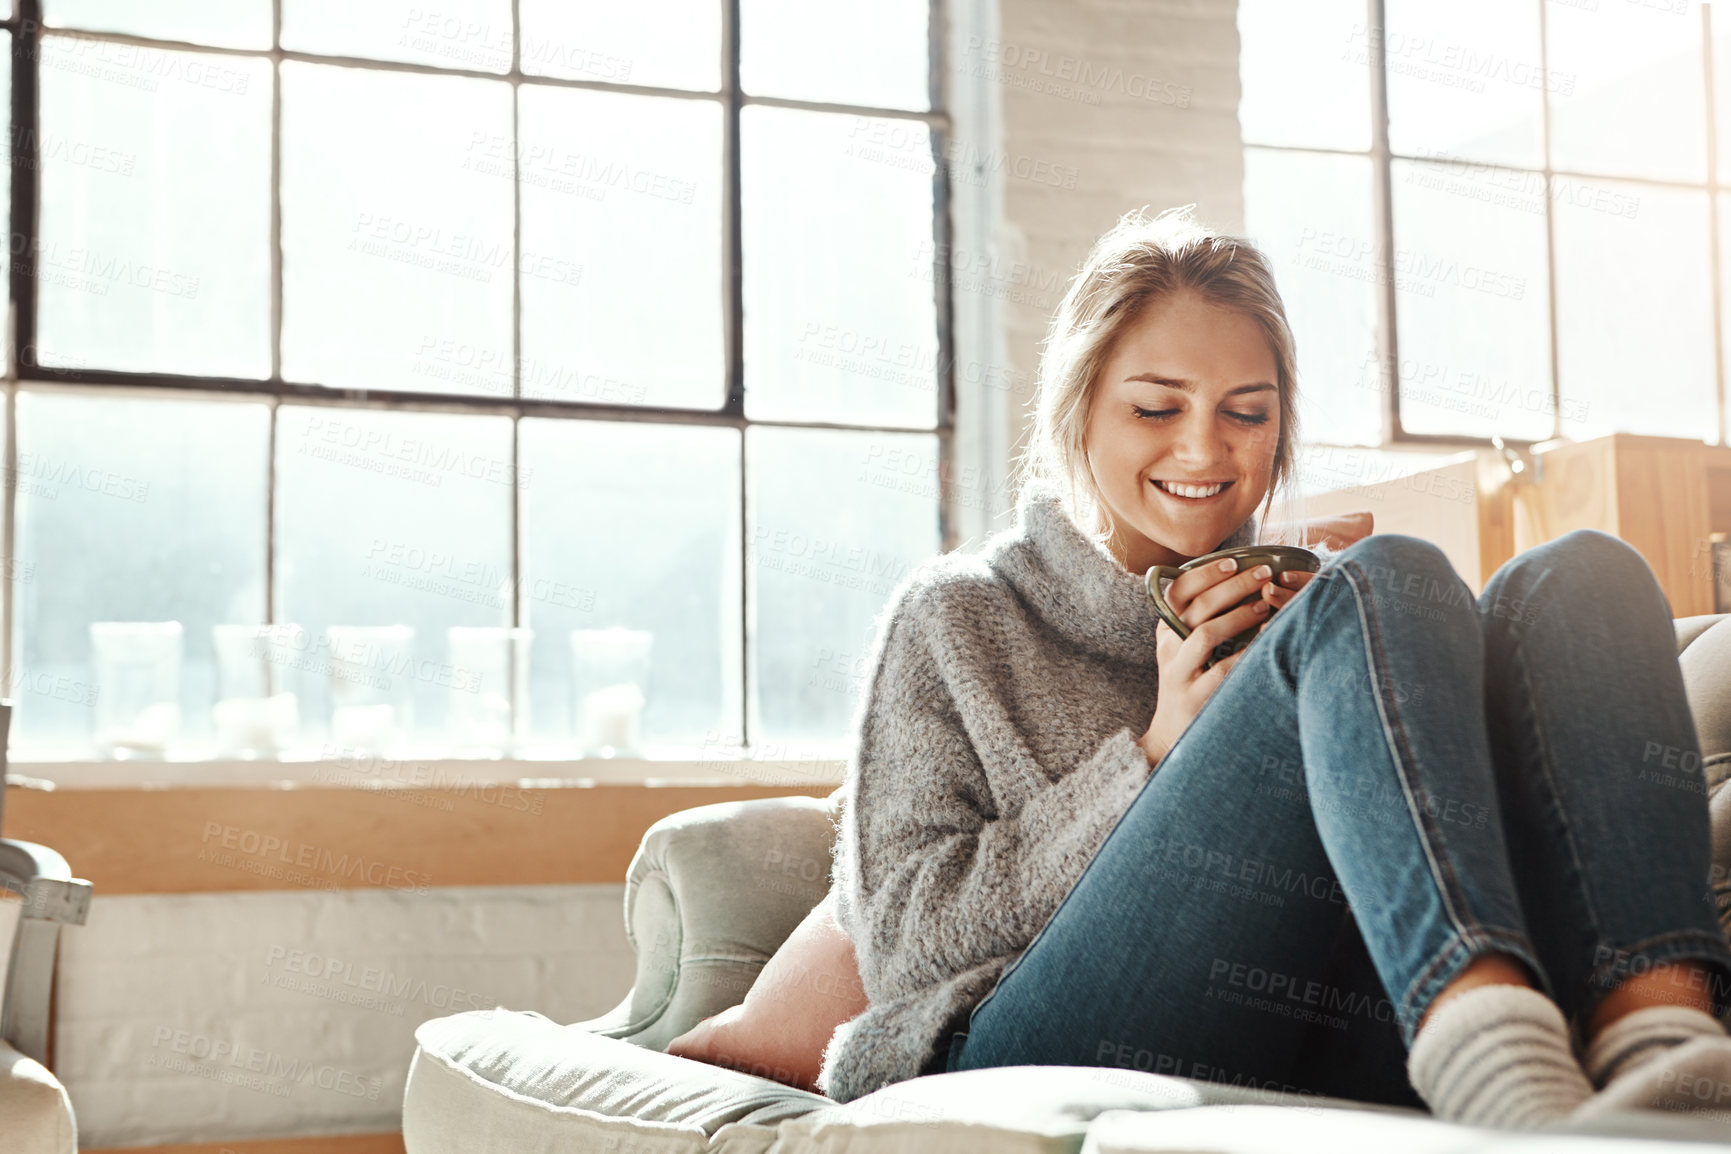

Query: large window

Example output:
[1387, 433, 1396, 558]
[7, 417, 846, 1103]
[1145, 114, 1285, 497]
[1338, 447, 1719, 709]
[1240, 0, 1728, 451]
[3, 0, 951, 760]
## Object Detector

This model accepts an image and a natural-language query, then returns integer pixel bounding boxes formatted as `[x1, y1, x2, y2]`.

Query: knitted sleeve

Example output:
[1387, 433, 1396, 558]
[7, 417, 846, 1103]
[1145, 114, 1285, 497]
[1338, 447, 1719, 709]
[830, 590, 1154, 1005]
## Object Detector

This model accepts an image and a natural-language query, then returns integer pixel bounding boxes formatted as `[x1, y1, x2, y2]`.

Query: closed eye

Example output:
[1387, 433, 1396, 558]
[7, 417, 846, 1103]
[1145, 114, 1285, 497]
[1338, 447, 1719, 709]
[1133, 406, 1269, 426]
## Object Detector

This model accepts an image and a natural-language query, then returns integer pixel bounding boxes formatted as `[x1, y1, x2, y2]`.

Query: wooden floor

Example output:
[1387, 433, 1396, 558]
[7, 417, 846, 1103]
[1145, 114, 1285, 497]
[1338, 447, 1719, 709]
[85, 1134, 404, 1154]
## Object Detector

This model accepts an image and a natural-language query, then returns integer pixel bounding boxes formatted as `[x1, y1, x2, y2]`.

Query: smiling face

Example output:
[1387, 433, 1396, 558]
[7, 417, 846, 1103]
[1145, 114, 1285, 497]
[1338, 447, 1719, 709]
[1082, 289, 1282, 575]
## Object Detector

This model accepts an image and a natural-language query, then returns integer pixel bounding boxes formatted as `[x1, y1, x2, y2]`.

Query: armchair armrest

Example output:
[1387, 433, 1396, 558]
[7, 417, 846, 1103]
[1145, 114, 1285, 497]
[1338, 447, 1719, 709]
[574, 793, 839, 1052]
[0, 839, 92, 1067]
[1677, 615, 1731, 941]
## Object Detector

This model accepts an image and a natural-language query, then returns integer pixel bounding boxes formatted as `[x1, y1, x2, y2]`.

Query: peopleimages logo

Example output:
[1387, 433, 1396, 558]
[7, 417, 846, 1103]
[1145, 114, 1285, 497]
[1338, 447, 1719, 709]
[197, 822, 433, 893]
[263, 945, 496, 1013]
[960, 37, 1192, 107]
[148, 1027, 383, 1101]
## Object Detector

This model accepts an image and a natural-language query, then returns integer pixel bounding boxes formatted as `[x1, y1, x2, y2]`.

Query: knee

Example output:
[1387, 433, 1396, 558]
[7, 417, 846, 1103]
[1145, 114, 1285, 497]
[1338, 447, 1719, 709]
[1487, 529, 1655, 611]
[1326, 534, 1473, 622]
[1336, 533, 1462, 588]
[1542, 528, 1648, 582]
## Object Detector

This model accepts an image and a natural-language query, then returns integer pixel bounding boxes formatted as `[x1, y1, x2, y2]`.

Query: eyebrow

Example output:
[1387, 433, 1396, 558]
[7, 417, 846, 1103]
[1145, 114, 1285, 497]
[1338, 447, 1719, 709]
[1126, 373, 1277, 396]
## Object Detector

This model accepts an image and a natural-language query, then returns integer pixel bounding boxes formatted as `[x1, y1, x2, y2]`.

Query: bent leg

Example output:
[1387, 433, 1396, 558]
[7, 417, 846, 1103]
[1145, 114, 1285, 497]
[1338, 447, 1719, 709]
[1478, 528, 1731, 1040]
[948, 534, 1546, 1095]
[945, 635, 1358, 1092]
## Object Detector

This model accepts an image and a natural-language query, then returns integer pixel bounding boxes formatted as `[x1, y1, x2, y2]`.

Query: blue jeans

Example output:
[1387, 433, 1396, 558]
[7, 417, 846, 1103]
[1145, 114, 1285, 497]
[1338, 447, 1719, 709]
[943, 530, 1731, 1107]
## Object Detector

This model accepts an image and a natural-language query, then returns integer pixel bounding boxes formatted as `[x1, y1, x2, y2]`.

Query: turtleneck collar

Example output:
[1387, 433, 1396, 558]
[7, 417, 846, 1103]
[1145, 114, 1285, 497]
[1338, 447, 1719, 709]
[987, 476, 1258, 665]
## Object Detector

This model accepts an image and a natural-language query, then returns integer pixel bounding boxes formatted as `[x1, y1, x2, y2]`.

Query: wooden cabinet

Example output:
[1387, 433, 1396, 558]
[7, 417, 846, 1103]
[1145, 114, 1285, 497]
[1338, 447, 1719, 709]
[1300, 434, 1730, 614]
[1508, 435, 1731, 619]
[1301, 449, 1506, 595]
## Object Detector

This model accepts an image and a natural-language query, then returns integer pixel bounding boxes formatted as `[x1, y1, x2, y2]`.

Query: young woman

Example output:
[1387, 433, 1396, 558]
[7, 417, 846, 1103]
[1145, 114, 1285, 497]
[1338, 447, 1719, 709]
[816, 207, 1731, 1128]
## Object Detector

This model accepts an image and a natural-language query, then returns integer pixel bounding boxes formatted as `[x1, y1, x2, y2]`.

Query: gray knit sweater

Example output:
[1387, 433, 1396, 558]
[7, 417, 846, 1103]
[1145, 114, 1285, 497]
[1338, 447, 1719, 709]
[816, 475, 1264, 1103]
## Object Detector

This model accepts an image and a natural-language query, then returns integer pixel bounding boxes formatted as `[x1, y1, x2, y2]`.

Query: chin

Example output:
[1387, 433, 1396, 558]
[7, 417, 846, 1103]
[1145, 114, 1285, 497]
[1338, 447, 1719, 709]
[1139, 505, 1252, 557]
[1156, 526, 1232, 559]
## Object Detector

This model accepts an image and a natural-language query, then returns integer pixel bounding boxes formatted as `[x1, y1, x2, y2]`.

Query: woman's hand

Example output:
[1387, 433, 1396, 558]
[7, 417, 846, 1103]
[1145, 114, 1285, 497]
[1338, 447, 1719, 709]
[1261, 567, 1315, 610]
[1139, 558, 1303, 768]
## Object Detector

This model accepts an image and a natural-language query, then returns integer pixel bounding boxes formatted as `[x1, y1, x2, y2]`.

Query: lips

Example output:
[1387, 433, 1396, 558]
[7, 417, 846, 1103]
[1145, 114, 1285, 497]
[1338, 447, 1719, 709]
[1152, 478, 1233, 500]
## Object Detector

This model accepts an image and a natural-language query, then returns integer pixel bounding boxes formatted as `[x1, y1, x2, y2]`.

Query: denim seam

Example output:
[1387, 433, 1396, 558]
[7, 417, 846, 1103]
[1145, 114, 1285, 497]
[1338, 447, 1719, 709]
[1505, 622, 1604, 955]
[1339, 558, 1481, 957]
[1295, 558, 1347, 660]
[1396, 924, 1547, 1047]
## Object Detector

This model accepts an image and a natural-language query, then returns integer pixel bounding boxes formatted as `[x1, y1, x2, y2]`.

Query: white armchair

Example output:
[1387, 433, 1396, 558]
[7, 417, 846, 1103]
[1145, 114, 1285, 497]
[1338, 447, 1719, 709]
[0, 701, 92, 1154]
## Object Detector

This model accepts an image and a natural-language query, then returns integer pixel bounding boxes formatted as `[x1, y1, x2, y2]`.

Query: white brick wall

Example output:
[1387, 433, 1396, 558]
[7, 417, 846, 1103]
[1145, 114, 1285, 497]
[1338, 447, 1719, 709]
[56, 885, 634, 1147]
[984, 0, 1246, 490]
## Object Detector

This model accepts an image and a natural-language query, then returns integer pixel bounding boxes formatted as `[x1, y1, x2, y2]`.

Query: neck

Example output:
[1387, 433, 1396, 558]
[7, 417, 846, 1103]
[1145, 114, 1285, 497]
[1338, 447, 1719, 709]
[1103, 527, 1191, 575]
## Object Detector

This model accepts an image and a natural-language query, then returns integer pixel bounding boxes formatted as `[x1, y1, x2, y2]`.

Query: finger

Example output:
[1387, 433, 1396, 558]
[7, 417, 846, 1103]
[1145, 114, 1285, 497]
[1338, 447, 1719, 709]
[1199, 646, 1247, 690]
[1261, 582, 1294, 610]
[1187, 598, 1271, 653]
[1278, 569, 1316, 590]
[1176, 604, 1266, 680]
[1183, 565, 1280, 629]
[1165, 611, 1238, 684]
[1164, 556, 1242, 619]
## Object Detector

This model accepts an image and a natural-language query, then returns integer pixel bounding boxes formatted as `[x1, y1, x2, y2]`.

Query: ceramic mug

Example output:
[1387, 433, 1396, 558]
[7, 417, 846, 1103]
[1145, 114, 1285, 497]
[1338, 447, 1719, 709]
[1145, 544, 1323, 664]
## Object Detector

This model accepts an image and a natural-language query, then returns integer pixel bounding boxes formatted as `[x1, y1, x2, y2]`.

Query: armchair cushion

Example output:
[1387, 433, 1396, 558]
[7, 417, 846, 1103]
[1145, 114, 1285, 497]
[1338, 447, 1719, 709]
[404, 1010, 830, 1154]
[1083, 1102, 1731, 1152]
[1677, 615, 1731, 930]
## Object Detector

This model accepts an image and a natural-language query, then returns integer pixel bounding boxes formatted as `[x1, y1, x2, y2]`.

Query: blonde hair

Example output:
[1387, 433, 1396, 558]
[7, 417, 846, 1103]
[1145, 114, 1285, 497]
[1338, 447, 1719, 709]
[1011, 205, 1301, 558]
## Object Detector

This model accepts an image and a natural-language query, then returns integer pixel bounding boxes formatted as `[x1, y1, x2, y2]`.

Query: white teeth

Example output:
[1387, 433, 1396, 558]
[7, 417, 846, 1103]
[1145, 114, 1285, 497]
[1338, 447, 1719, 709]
[1157, 480, 1226, 499]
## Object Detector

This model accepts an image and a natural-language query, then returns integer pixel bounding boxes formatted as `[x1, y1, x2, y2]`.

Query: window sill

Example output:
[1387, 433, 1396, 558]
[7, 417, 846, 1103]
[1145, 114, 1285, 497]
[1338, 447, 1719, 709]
[9, 745, 848, 790]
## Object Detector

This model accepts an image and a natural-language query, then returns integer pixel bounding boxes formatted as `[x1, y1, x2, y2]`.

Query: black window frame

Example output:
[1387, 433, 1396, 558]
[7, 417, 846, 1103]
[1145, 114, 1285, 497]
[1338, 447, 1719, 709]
[1248, 0, 1730, 452]
[0, 0, 958, 753]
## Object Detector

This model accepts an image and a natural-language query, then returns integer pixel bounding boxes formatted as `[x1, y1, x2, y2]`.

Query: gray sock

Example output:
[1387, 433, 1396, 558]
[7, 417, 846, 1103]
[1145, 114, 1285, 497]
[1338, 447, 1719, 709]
[1583, 1004, 1726, 1089]
[1406, 983, 1594, 1129]
[1574, 1034, 1731, 1122]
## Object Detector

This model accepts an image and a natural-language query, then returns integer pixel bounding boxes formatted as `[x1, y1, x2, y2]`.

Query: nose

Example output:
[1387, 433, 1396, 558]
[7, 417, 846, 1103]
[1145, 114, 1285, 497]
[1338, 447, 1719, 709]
[1168, 410, 1229, 469]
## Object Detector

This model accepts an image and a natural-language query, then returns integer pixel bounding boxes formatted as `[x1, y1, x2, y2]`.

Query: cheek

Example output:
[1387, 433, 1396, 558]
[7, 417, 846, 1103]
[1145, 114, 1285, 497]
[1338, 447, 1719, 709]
[1101, 421, 1157, 469]
[1230, 423, 1280, 466]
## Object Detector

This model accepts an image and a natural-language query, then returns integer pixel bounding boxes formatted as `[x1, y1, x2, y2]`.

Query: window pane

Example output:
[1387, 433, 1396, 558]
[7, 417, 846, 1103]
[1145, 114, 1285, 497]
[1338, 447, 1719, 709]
[1714, 12, 1731, 185]
[282, 0, 512, 73]
[1391, 159, 1553, 440]
[742, 0, 928, 111]
[1384, 0, 1544, 167]
[742, 107, 939, 428]
[520, 420, 740, 749]
[1555, 182, 1714, 440]
[281, 63, 513, 394]
[519, 0, 717, 90]
[1238, 0, 1370, 151]
[13, 393, 268, 751]
[36, 37, 270, 376]
[747, 426, 940, 747]
[1243, 149, 1379, 447]
[518, 88, 723, 409]
[45, 0, 271, 49]
[276, 407, 513, 748]
[1547, 0, 1706, 182]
